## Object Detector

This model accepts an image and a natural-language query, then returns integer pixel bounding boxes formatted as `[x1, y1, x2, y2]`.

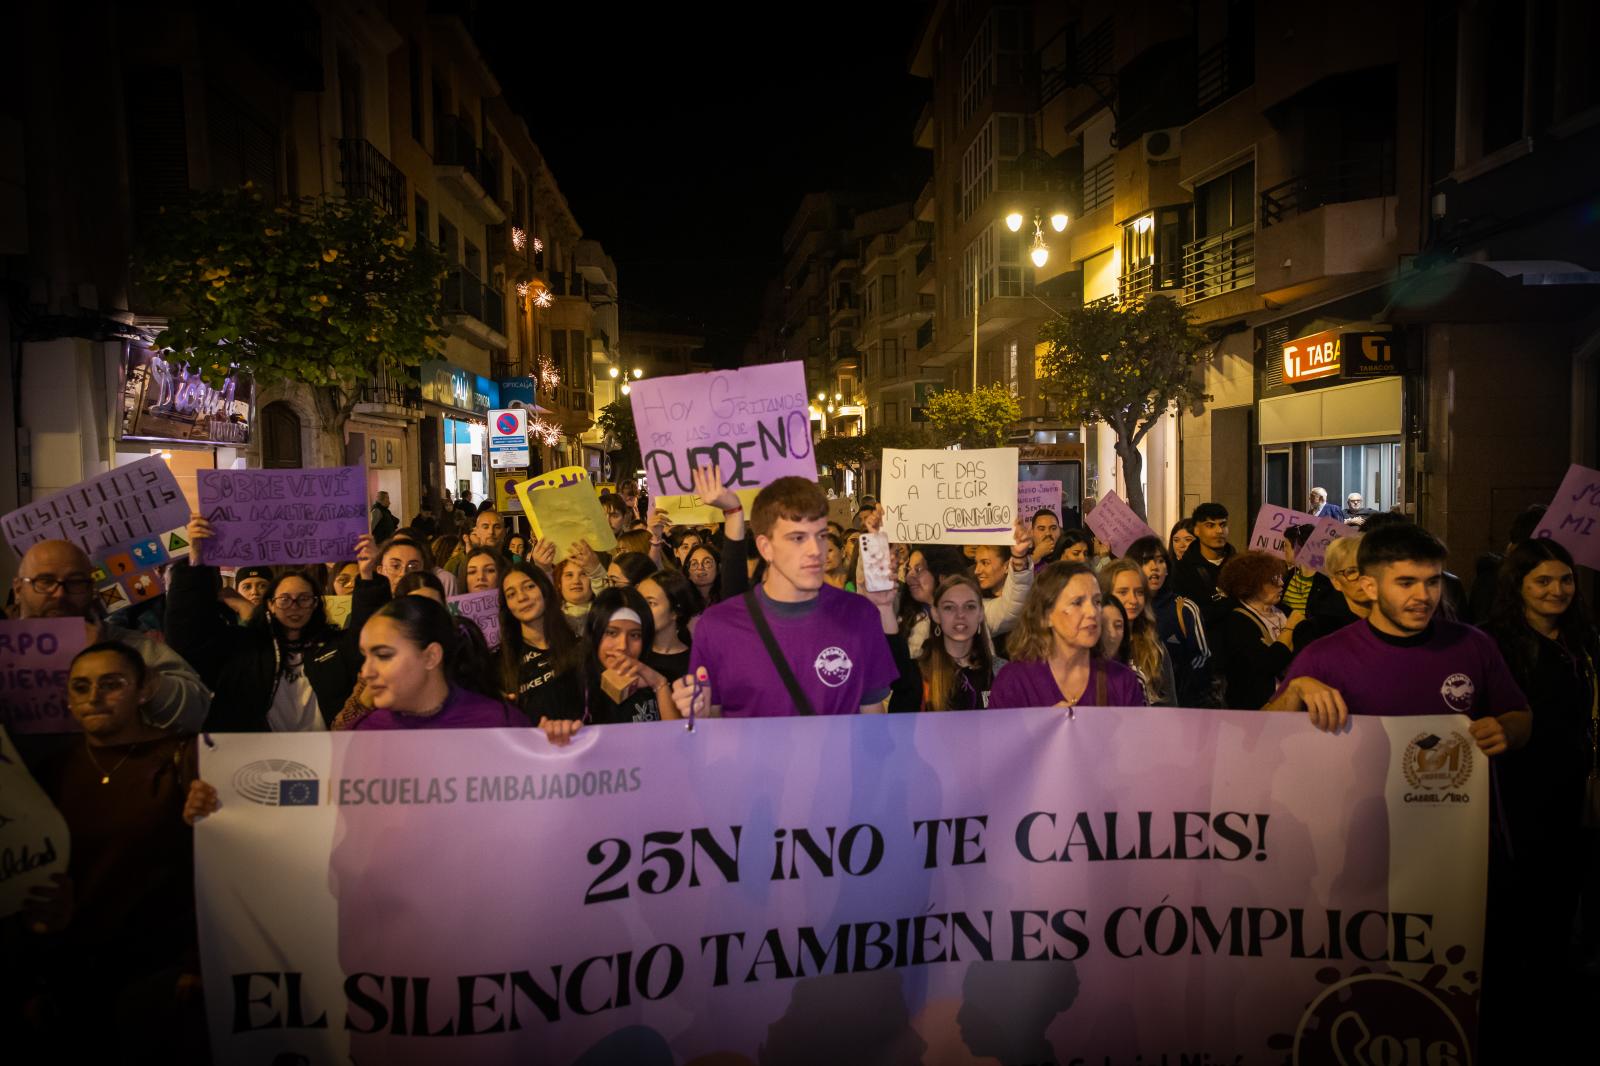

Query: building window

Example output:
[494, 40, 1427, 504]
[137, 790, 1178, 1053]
[414, 194, 430, 245]
[960, 7, 1027, 127]
[408, 41, 424, 144]
[1184, 163, 1256, 303]
[438, 215, 459, 265]
[884, 338, 900, 378]
[963, 113, 1025, 220]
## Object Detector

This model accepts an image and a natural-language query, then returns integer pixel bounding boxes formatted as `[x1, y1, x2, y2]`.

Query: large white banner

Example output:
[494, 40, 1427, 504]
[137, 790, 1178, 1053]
[195, 709, 1488, 1065]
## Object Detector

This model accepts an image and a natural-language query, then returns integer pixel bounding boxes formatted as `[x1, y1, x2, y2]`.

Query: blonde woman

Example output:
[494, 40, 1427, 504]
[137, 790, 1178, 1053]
[1099, 559, 1177, 705]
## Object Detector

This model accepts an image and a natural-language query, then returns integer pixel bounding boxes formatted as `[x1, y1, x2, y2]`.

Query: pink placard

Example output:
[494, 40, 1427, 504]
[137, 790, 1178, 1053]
[1300, 515, 1351, 572]
[1248, 504, 1316, 557]
[0, 618, 88, 733]
[1532, 463, 1600, 569]
[1083, 491, 1157, 556]
[1018, 480, 1063, 524]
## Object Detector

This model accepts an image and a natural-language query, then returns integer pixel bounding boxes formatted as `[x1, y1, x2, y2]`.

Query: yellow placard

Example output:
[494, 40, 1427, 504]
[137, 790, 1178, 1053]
[493, 470, 526, 513]
[653, 488, 761, 528]
[514, 469, 618, 557]
[322, 595, 353, 628]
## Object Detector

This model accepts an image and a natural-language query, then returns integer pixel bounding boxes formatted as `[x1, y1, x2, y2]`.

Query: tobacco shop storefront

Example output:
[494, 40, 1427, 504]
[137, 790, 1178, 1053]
[1257, 313, 1408, 516]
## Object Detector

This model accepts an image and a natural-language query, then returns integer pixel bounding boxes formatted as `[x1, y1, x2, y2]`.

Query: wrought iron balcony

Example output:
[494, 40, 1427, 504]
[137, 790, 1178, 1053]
[1196, 33, 1254, 113]
[1117, 260, 1184, 306]
[1182, 224, 1256, 304]
[916, 319, 934, 350]
[338, 138, 406, 219]
[434, 113, 500, 202]
[1260, 144, 1396, 228]
[442, 267, 505, 334]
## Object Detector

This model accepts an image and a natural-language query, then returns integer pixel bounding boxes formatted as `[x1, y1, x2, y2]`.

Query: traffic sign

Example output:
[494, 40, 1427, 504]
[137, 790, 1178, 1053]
[488, 407, 529, 469]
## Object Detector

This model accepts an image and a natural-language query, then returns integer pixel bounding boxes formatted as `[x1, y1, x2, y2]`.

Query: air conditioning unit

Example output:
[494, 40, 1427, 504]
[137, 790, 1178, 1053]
[1143, 128, 1182, 163]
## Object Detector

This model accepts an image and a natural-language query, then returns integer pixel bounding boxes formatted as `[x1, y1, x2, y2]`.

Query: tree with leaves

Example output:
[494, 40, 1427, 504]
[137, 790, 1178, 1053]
[138, 185, 448, 397]
[1035, 297, 1210, 520]
[923, 383, 1021, 449]
[597, 397, 641, 480]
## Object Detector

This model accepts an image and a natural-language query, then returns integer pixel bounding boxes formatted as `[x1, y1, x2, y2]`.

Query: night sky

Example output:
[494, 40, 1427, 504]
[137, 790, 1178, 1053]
[475, 3, 932, 363]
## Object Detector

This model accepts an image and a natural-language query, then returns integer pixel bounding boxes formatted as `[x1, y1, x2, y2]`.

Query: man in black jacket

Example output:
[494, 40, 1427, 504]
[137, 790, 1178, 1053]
[1170, 502, 1236, 620]
[369, 491, 399, 542]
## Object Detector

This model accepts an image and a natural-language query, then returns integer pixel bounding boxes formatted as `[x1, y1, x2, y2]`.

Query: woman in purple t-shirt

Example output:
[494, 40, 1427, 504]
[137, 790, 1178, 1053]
[989, 563, 1147, 710]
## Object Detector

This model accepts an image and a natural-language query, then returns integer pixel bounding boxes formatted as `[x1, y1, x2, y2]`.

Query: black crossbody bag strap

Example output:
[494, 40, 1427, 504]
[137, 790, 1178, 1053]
[744, 590, 815, 716]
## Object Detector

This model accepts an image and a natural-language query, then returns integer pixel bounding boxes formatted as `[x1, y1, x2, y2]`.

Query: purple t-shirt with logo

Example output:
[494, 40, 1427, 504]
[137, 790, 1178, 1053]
[1277, 619, 1526, 718]
[689, 584, 899, 717]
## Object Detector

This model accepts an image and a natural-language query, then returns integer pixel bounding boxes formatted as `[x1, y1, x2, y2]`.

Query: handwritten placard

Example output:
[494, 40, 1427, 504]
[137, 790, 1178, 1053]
[654, 488, 761, 529]
[0, 725, 72, 918]
[827, 497, 858, 529]
[1018, 480, 1063, 525]
[1082, 491, 1158, 557]
[196, 466, 369, 567]
[1533, 463, 1600, 569]
[880, 448, 1018, 545]
[630, 362, 815, 499]
[0, 618, 87, 734]
[1249, 504, 1316, 557]
[449, 589, 502, 650]
[1, 456, 189, 558]
[514, 469, 617, 558]
[322, 595, 353, 629]
[1301, 515, 1350, 572]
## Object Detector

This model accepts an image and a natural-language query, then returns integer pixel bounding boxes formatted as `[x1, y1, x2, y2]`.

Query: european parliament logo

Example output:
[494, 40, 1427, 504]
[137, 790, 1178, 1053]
[232, 759, 321, 807]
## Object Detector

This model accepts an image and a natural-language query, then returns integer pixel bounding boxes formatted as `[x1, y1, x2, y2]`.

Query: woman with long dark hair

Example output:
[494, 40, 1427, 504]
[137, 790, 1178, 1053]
[582, 587, 672, 724]
[1124, 535, 1212, 705]
[342, 595, 518, 729]
[685, 543, 723, 606]
[1100, 559, 1177, 705]
[636, 568, 702, 681]
[918, 574, 1003, 711]
[497, 562, 584, 724]
[166, 516, 363, 732]
[1484, 538, 1598, 993]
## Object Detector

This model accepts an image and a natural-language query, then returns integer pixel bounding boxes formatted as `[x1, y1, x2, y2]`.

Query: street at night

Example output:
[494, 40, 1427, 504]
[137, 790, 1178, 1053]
[2, 1, 1598, 1062]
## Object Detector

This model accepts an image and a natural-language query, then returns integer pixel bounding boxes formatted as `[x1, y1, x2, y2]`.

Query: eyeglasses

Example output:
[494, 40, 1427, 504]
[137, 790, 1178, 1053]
[271, 594, 317, 609]
[19, 575, 95, 596]
[1337, 567, 1361, 581]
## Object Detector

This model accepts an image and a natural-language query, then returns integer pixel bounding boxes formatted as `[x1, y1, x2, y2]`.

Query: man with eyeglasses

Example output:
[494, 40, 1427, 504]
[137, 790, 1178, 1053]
[10, 539, 210, 732]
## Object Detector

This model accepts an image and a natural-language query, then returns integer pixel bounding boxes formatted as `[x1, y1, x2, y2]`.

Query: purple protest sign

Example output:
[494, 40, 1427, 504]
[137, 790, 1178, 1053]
[1, 455, 189, 559]
[630, 361, 815, 499]
[0, 618, 88, 733]
[449, 589, 502, 650]
[196, 466, 369, 567]
[1083, 491, 1157, 556]
[1301, 515, 1350, 572]
[1533, 463, 1600, 569]
[1017, 479, 1063, 524]
[1248, 504, 1316, 557]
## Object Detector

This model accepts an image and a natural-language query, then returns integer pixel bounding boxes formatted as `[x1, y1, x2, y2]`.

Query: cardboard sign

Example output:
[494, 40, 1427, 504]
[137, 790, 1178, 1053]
[449, 589, 502, 650]
[0, 618, 88, 734]
[630, 362, 815, 500]
[514, 469, 617, 558]
[857, 532, 896, 592]
[0, 725, 72, 918]
[488, 408, 530, 469]
[654, 488, 761, 529]
[322, 595, 353, 629]
[1018, 480, 1064, 525]
[1, 456, 189, 559]
[1082, 491, 1159, 557]
[827, 497, 858, 529]
[492, 470, 526, 514]
[1533, 463, 1600, 569]
[1301, 515, 1351, 573]
[196, 466, 369, 567]
[1249, 504, 1317, 557]
[880, 448, 1018, 545]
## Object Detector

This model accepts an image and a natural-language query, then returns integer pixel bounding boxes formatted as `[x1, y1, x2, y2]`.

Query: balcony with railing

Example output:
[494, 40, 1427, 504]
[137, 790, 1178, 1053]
[916, 319, 934, 350]
[338, 139, 406, 219]
[1182, 224, 1256, 304]
[434, 114, 505, 225]
[489, 223, 537, 280]
[442, 267, 508, 349]
[1117, 259, 1186, 306]
[1256, 143, 1399, 299]
[353, 366, 421, 414]
[1259, 144, 1396, 228]
[1082, 155, 1114, 214]
[1196, 32, 1255, 113]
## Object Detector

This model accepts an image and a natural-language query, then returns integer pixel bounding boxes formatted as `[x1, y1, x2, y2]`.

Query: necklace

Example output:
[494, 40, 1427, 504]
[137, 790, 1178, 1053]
[84, 743, 139, 785]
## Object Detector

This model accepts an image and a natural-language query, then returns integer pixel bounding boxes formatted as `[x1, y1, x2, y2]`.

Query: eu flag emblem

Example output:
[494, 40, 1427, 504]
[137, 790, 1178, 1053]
[277, 779, 320, 806]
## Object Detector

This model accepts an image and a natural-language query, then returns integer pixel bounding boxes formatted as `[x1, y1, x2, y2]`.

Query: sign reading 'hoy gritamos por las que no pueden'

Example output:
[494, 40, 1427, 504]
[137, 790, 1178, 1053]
[880, 448, 1019, 545]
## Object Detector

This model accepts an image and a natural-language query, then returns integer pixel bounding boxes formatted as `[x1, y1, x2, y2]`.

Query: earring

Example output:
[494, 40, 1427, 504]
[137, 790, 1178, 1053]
[931, 623, 943, 637]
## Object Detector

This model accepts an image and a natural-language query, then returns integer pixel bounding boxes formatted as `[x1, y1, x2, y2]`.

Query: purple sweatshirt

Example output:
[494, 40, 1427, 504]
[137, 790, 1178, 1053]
[354, 685, 522, 730]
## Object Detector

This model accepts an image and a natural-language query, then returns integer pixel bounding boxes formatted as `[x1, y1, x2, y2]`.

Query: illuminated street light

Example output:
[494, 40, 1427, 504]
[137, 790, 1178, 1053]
[1004, 212, 1024, 233]
[632, 368, 643, 379]
[621, 383, 631, 396]
[609, 367, 620, 378]
[1050, 212, 1069, 233]
[1029, 216, 1050, 268]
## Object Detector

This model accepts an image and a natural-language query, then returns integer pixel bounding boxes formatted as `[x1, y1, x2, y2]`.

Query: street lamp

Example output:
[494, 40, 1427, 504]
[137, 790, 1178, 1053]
[632, 368, 642, 379]
[609, 367, 619, 379]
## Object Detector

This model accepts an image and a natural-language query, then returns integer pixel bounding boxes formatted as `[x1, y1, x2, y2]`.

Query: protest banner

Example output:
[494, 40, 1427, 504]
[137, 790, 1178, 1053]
[0, 725, 71, 918]
[195, 708, 1487, 1065]
[1533, 463, 1600, 569]
[1017, 479, 1063, 525]
[880, 447, 1018, 545]
[322, 595, 352, 629]
[514, 468, 617, 556]
[0, 618, 87, 733]
[196, 466, 368, 567]
[449, 589, 502, 650]
[630, 362, 815, 501]
[1301, 515, 1351, 572]
[1249, 503, 1316, 557]
[1083, 491, 1157, 556]
[1, 455, 190, 559]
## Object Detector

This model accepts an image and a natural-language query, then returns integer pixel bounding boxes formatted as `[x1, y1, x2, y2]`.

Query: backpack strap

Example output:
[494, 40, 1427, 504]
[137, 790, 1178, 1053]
[744, 590, 815, 716]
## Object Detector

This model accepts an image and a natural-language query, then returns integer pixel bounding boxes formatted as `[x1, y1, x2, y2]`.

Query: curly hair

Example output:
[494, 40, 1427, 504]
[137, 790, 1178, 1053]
[1217, 550, 1287, 603]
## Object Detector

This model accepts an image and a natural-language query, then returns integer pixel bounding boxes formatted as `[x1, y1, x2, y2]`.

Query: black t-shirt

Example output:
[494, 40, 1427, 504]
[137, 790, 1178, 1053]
[516, 646, 584, 723]
[589, 684, 660, 725]
[643, 647, 691, 684]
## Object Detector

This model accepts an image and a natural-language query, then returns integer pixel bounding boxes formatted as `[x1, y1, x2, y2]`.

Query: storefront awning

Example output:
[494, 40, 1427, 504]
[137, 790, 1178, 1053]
[1377, 260, 1600, 324]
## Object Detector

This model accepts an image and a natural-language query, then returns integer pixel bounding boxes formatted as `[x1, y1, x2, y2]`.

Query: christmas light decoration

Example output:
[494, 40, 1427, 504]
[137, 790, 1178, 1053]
[539, 357, 561, 391]
[532, 237, 544, 253]
[529, 416, 564, 447]
[511, 226, 527, 252]
[516, 281, 531, 301]
[532, 287, 554, 309]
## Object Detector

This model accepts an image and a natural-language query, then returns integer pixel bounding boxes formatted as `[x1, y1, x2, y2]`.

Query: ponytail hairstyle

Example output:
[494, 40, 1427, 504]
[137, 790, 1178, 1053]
[644, 567, 703, 647]
[371, 595, 502, 702]
[1098, 559, 1167, 701]
[581, 587, 656, 710]
[497, 562, 580, 694]
[919, 573, 997, 711]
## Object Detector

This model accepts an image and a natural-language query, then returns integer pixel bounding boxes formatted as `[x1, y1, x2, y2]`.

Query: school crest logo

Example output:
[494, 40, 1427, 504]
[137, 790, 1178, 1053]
[1439, 672, 1476, 712]
[814, 646, 853, 688]
[1402, 732, 1474, 792]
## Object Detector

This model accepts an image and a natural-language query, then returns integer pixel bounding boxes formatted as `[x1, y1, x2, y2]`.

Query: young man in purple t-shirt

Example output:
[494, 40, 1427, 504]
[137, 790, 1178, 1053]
[1265, 524, 1531, 757]
[671, 475, 899, 717]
